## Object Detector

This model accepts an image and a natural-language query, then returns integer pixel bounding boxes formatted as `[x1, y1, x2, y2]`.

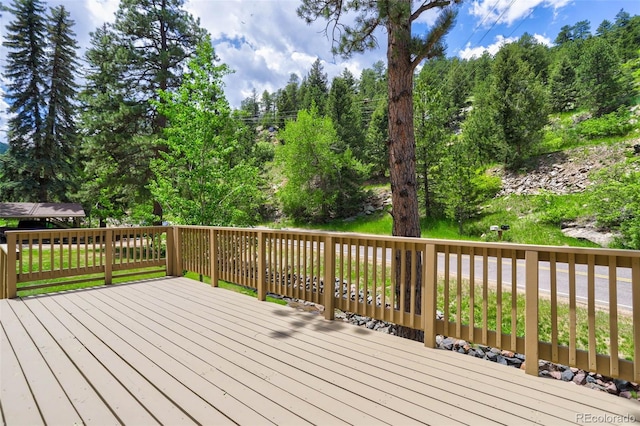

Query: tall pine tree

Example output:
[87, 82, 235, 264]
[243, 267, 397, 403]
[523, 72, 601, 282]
[1, 0, 78, 202]
[79, 0, 206, 223]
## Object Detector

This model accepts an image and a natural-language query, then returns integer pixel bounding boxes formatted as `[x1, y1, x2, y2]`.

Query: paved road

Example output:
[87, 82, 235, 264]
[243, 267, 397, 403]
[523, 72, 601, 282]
[334, 244, 634, 311]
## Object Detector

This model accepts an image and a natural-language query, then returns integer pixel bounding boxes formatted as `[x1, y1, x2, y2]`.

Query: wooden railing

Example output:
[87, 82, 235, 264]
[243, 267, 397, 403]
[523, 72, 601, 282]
[173, 226, 640, 383]
[1, 226, 168, 297]
[3, 225, 640, 382]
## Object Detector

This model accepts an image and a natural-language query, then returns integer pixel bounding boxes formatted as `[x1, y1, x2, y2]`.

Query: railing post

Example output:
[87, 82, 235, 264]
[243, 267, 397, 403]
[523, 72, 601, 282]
[323, 235, 335, 320]
[165, 226, 175, 276]
[525, 250, 539, 376]
[104, 229, 113, 285]
[257, 231, 266, 301]
[423, 243, 437, 348]
[172, 227, 182, 276]
[210, 228, 219, 287]
[6, 233, 17, 298]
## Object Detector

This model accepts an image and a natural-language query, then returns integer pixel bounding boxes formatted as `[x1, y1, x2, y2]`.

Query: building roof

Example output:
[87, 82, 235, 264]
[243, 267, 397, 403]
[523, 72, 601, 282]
[0, 203, 85, 219]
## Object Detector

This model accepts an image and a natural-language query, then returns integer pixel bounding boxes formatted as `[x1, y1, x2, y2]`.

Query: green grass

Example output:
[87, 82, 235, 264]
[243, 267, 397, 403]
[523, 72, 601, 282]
[437, 277, 634, 361]
[183, 271, 287, 305]
[17, 267, 166, 297]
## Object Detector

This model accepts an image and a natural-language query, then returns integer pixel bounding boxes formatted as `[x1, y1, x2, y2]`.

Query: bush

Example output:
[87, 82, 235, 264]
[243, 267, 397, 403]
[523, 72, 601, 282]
[590, 162, 640, 249]
[575, 108, 633, 139]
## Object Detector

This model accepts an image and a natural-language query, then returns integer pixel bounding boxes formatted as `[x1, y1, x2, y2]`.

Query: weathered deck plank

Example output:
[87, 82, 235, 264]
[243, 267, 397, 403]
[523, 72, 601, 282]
[1, 277, 639, 426]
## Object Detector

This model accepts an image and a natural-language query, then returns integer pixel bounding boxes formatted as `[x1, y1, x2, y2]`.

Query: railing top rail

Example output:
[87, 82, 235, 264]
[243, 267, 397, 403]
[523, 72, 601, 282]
[4, 225, 170, 235]
[176, 225, 640, 259]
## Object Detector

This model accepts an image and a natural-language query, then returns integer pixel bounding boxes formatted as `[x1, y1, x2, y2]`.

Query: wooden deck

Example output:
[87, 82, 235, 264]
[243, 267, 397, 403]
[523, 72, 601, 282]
[1, 277, 639, 425]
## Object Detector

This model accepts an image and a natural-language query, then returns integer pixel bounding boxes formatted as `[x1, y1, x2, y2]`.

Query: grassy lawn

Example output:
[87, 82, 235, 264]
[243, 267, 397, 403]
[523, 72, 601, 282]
[183, 271, 287, 305]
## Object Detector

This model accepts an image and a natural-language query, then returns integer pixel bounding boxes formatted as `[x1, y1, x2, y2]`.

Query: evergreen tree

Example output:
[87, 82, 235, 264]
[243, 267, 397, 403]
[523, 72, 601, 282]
[1, 0, 75, 202]
[301, 58, 328, 114]
[490, 42, 548, 168]
[77, 24, 147, 224]
[42, 5, 79, 201]
[363, 99, 389, 178]
[578, 37, 629, 116]
[549, 53, 578, 112]
[80, 0, 207, 222]
[327, 72, 364, 158]
[414, 61, 451, 219]
[275, 73, 300, 127]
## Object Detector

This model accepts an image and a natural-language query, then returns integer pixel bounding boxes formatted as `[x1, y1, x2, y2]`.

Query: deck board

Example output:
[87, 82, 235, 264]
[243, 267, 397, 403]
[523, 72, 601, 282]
[2, 277, 640, 425]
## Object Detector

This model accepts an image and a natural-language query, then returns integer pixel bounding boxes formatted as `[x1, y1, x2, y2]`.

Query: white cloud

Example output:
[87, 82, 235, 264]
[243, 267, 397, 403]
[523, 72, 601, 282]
[458, 34, 516, 59]
[469, 0, 572, 27]
[533, 33, 552, 46]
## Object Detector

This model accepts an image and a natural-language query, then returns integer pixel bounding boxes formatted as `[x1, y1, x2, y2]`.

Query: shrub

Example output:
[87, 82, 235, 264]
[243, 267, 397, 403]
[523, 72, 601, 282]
[575, 108, 633, 139]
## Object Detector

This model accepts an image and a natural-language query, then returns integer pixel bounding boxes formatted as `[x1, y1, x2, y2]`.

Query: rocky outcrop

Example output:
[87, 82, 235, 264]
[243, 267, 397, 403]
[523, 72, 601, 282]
[496, 143, 629, 196]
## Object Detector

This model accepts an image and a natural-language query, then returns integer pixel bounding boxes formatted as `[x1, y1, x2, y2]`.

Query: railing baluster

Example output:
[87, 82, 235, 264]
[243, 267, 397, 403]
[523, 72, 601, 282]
[469, 247, 475, 342]
[444, 246, 450, 338]
[456, 246, 462, 338]
[609, 256, 618, 377]
[525, 250, 539, 376]
[588, 254, 597, 372]
[482, 247, 488, 344]
[496, 249, 502, 349]
[569, 252, 577, 366]
[632, 257, 640, 383]
[550, 252, 558, 363]
[510, 250, 517, 352]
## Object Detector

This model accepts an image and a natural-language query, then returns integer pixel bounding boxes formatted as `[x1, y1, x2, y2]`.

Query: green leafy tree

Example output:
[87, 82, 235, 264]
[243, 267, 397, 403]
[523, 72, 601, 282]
[276, 108, 365, 222]
[150, 40, 263, 226]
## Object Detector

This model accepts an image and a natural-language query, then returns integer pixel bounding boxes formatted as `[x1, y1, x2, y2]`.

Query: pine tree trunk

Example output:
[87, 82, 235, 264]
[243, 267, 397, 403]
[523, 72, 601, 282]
[387, 3, 423, 341]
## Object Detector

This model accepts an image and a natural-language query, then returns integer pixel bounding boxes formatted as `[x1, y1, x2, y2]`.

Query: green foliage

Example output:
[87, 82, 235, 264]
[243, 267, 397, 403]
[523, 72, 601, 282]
[362, 99, 389, 178]
[327, 70, 365, 158]
[577, 37, 631, 117]
[78, 0, 206, 222]
[150, 40, 263, 226]
[490, 42, 549, 169]
[275, 108, 366, 222]
[575, 108, 634, 139]
[549, 53, 578, 113]
[414, 60, 454, 218]
[533, 191, 592, 225]
[0, 0, 79, 203]
[590, 161, 640, 249]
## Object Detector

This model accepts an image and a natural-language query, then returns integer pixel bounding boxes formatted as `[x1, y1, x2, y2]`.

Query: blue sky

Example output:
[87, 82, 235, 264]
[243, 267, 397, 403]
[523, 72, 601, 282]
[0, 0, 639, 142]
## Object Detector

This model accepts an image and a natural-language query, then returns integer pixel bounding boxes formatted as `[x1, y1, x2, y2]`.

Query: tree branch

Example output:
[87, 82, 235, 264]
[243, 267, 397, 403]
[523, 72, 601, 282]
[410, 0, 453, 23]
